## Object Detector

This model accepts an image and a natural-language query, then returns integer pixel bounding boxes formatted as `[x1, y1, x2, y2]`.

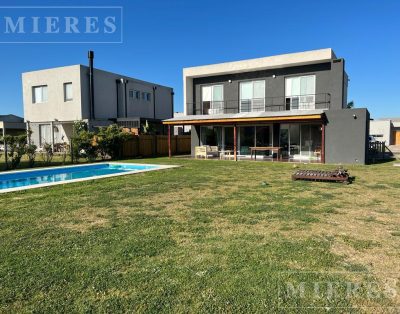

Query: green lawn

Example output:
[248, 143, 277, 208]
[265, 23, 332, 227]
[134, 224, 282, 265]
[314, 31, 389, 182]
[0, 158, 399, 313]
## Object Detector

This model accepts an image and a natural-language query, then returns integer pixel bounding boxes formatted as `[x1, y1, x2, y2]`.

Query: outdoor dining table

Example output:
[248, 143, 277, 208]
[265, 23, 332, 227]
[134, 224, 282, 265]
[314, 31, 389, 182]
[250, 147, 282, 161]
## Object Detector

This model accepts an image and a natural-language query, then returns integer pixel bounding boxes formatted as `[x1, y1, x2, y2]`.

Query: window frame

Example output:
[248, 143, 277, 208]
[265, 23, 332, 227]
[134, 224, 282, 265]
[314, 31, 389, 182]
[201, 84, 224, 114]
[63, 82, 73, 102]
[239, 80, 265, 113]
[32, 85, 48, 104]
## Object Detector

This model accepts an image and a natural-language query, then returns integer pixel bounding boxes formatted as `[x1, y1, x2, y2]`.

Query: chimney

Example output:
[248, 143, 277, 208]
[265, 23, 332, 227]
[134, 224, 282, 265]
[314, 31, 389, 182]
[88, 50, 95, 120]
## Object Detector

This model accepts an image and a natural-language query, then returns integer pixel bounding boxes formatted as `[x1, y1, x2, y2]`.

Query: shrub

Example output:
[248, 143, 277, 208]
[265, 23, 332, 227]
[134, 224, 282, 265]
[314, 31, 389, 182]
[41, 143, 54, 165]
[97, 124, 132, 160]
[3, 134, 27, 170]
[71, 121, 97, 162]
[25, 143, 37, 168]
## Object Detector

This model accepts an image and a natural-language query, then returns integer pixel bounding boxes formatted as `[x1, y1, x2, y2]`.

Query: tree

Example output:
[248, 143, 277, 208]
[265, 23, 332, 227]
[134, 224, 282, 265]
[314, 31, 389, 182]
[2, 134, 27, 169]
[97, 124, 132, 160]
[347, 101, 354, 109]
[71, 121, 97, 162]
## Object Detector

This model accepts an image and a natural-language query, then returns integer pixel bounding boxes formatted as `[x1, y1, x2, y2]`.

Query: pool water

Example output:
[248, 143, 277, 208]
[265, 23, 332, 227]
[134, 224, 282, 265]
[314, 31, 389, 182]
[0, 163, 161, 191]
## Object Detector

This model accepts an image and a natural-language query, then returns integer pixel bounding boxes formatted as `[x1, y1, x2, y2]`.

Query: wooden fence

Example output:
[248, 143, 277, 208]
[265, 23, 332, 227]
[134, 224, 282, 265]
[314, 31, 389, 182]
[122, 135, 191, 158]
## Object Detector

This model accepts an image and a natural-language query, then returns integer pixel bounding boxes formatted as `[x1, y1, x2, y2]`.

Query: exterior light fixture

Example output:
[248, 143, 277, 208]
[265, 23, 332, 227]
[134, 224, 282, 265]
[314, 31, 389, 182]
[228, 80, 232, 83]
[353, 114, 357, 119]
[272, 75, 276, 78]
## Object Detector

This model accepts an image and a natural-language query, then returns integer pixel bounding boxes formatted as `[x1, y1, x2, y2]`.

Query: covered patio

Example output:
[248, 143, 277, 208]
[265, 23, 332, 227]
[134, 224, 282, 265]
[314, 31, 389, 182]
[164, 110, 326, 163]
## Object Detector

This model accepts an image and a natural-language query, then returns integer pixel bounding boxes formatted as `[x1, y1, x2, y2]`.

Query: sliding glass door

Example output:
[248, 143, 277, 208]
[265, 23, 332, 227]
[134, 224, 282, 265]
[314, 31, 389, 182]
[240, 80, 265, 112]
[285, 75, 316, 110]
[279, 123, 321, 160]
[202, 85, 224, 114]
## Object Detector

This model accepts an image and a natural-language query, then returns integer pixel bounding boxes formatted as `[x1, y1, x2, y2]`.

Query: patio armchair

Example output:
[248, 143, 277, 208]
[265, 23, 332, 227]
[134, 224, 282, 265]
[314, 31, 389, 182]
[194, 146, 219, 159]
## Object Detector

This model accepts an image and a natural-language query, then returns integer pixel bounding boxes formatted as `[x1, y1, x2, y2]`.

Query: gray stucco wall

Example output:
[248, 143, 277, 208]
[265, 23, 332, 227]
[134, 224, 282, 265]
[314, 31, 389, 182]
[192, 60, 347, 114]
[325, 108, 370, 164]
[80, 66, 173, 121]
[191, 126, 200, 156]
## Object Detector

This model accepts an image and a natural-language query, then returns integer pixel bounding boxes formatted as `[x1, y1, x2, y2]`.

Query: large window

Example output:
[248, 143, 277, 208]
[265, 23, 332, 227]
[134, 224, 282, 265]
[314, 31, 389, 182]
[202, 85, 224, 114]
[239, 126, 255, 155]
[64, 83, 73, 101]
[279, 123, 321, 160]
[285, 75, 315, 110]
[200, 126, 222, 147]
[32, 85, 48, 104]
[240, 80, 265, 112]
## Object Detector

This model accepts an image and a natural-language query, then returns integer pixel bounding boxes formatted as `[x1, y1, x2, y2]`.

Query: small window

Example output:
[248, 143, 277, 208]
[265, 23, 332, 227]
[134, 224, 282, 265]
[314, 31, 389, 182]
[142, 92, 145, 100]
[135, 91, 140, 99]
[146, 93, 151, 101]
[64, 82, 73, 101]
[32, 85, 48, 103]
[129, 90, 134, 98]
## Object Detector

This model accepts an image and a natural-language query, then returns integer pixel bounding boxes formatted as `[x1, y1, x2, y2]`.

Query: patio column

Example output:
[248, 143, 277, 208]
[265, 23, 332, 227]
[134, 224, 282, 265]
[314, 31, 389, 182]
[50, 121, 55, 151]
[234, 125, 237, 161]
[321, 123, 325, 163]
[2, 124, 7, 169]
[168, 125, 171, 158]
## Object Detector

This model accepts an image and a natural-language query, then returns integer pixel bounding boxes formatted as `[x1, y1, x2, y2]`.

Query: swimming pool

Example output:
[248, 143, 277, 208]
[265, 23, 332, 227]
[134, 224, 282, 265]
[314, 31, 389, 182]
[0, 163, 177, 193]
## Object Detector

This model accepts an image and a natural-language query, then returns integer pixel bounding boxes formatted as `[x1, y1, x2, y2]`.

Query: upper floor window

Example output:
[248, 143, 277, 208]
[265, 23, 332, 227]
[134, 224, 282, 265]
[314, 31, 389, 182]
[285, 75, 315, 110]
[239, 80, 265, 112]
[32, 85, 48, 104]
[129, 90, 134, 98]
[64, 82, 73, 101]
[202, 85, 223, 114]
[146, 93, 151, 101]
[142, 92, 146, 100]
[135, 90, 140, 99]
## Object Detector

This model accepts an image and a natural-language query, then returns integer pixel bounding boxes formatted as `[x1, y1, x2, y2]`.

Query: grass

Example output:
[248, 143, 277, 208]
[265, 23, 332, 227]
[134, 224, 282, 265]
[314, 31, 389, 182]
[0, 158, 400, 313]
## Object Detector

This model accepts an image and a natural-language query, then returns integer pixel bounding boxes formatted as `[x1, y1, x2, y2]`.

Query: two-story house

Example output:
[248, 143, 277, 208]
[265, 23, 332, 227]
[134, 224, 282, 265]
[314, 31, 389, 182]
[163, 48, 370, 164]
[23, 51, 174, 148]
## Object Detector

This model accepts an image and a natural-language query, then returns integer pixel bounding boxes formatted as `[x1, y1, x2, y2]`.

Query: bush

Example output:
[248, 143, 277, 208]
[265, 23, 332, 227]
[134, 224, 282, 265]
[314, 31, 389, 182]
[2, 134, 27, 170]
[40, 143, 54, 165]
[25, 143, 37, 168]
[71, 121, 97, 162]
[97, 124, 132, 160]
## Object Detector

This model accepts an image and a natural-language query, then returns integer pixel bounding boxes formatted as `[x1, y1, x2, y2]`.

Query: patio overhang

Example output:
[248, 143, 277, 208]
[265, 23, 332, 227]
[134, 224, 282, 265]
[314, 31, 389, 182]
[163, 110, 325, 126]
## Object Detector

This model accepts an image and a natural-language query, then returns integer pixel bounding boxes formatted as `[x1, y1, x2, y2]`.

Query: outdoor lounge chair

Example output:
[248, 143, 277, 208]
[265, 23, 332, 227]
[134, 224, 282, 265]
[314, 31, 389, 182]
[195, 146, 219, 159]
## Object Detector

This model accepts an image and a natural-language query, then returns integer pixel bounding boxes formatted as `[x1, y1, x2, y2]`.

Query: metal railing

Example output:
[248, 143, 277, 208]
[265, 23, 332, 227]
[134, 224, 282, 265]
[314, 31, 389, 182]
[190, 93, 331, 115]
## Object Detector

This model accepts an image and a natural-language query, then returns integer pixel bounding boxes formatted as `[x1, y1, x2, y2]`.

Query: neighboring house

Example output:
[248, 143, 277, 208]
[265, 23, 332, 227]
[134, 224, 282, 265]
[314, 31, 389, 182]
[370, 118, 400, 145]
[163, 48, 370, 164]
[173, 112, 191, 135]
[0, 114, 26, 137]
[22, 52, 174, 148]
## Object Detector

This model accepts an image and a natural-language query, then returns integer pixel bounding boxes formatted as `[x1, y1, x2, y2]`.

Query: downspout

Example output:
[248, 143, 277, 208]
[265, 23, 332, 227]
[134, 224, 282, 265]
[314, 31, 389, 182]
[124, 80, 129, 118]
[153, 86, 157, 120]
[88, 51, 95, 121]
[116, 80, 120, 118]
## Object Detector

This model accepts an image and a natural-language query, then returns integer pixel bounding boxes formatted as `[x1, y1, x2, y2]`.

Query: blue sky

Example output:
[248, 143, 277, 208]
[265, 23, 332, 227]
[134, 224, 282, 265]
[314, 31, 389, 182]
[0, 0, 399, 118]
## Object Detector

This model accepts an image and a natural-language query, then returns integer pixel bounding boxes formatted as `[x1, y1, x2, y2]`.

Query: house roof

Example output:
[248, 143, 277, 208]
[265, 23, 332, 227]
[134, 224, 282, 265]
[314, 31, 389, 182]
[163, 110, 325, 125]
[183, 48, 337, 78]
[0, 114, 24, 123]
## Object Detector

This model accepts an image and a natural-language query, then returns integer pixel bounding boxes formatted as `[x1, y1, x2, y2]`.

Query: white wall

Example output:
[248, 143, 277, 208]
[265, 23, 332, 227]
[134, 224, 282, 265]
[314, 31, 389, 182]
[23, 65, 83, 122]
[370, 120, 392, 144]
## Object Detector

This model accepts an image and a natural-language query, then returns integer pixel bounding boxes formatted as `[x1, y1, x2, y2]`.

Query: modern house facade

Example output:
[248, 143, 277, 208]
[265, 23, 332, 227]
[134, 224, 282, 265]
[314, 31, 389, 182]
[22, 52, 174, 148]
[163, 48, 370, 164]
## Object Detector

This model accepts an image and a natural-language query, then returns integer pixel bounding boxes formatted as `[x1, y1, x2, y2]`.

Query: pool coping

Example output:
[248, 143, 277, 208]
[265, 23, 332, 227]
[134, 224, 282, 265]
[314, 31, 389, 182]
[0, 162, 180, 194]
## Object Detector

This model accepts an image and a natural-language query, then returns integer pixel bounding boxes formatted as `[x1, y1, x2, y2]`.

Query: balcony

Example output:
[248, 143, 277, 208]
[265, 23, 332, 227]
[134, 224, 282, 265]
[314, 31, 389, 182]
[191, 93, 330, 115]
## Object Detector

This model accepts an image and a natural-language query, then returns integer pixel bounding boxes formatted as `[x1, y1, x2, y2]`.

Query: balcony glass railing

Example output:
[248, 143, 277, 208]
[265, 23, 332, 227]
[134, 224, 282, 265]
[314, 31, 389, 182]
[191, 93, 330, 115]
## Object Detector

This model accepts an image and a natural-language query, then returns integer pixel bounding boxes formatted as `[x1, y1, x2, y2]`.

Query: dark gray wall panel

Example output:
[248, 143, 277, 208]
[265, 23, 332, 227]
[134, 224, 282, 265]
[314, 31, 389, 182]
[325, 108, 369, 164]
